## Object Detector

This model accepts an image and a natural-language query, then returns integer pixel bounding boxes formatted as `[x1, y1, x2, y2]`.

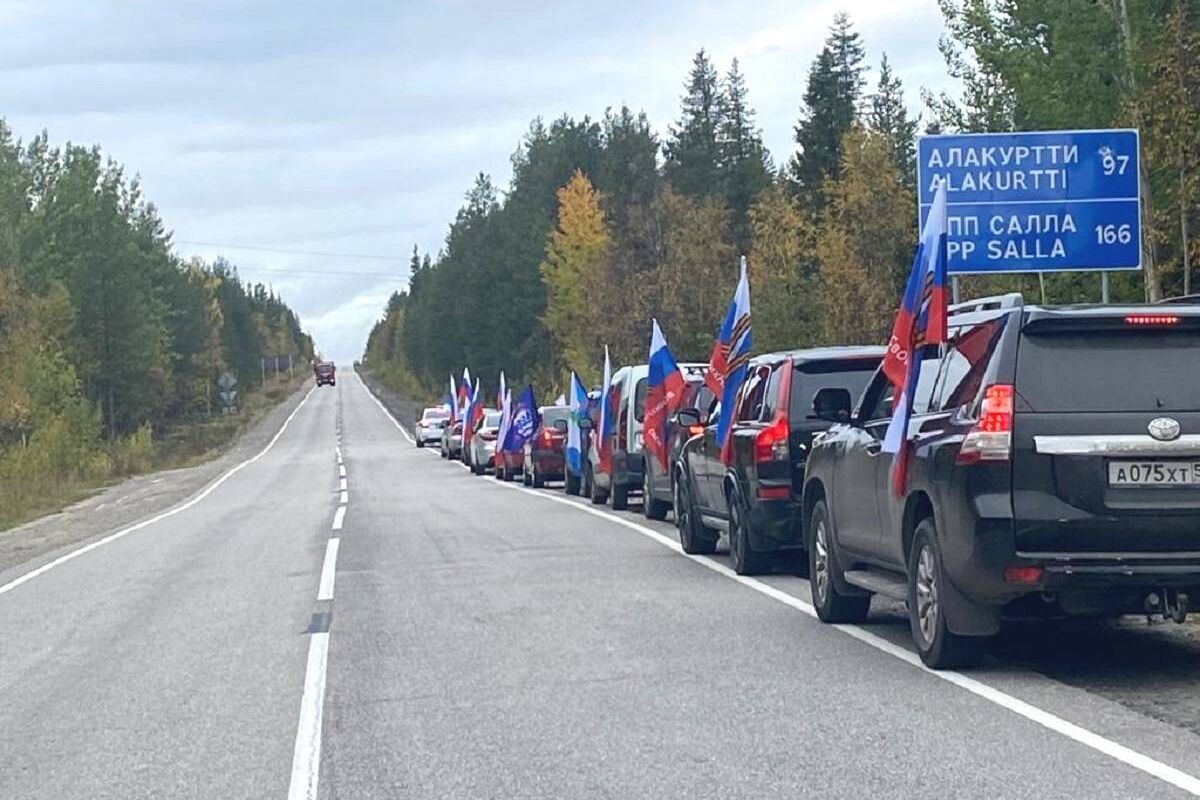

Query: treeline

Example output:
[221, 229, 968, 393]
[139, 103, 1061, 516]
[0, 120, 314, 514]
[368, 4, 1199, 394]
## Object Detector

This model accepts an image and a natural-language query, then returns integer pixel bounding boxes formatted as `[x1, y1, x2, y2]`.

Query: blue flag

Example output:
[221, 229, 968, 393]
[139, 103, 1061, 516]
[501, 385, 540, 453]
[566, 372, 588, 474]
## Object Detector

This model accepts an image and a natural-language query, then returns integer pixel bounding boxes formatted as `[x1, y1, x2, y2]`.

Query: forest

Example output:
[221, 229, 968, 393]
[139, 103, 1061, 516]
[0, 122, 314, 524]
[365, 1, 1199, 397]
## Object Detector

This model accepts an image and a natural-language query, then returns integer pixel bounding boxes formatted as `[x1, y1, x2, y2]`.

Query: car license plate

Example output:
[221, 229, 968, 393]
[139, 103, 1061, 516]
[1107, 461, 1200, 487]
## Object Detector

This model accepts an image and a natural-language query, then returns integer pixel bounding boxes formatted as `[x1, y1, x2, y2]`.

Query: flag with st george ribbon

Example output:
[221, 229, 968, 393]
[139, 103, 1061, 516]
[597, 346, 614, 474]
[706, 258, 753, 465]
[501, 385, 540, 453]
[565, 372, 588, 475]
[643, 319, 686, 471]
[881, 178, 950, 496]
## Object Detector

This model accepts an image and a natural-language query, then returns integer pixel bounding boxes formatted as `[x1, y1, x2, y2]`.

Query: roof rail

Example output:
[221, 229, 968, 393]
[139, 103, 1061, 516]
[949, 292, 1023, 315]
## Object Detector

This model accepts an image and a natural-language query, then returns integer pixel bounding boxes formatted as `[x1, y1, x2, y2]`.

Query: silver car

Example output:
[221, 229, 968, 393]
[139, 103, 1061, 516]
[467, 409, 502, 475]
[440, 420, 463, 459]
[415, 406, 449, 447]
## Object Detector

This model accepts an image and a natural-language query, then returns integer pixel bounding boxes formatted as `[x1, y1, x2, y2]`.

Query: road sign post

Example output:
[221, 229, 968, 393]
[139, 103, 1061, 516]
[918, 130, 1142, 280]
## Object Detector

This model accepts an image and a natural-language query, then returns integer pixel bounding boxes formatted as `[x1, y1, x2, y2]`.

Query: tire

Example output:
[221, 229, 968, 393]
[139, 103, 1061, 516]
[589, 465, 609, 505]
[908, 519, 987, 669]
[532, 463, 545, 489]
[809, 499, 871, 624]
[494, 463, 505, 481]
[416, 439, 424, 449]
[565, 470, 581, 496]
[502, 463, 514, 482]
[523, 464, 532, 486]
[729, 493, 773, 575]
[643, 469, 670, 521]
[611, 481, 628, 511]
[674, 473, 716, 555]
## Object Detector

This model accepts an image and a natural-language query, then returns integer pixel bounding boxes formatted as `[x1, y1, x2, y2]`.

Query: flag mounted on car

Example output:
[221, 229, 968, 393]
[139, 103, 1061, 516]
[501, 385, 540, 453]
[447, 373, 458, 424]
[882, 178, 950, 496]
[463, 377, 482, 447]
[496, 387, 513, 452]
[707, 258, 752, 464]
[566, 372, 588, 475]
[644, 319, 686, 471]
[597, 346, 614, 474]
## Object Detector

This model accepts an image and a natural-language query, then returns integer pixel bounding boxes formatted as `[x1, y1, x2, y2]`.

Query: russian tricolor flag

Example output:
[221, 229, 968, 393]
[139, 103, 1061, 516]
[708, 258, 752, 464]
[882, 179, 950, 495]
[644, 319, 686, 471]
[597, 346, 614, 474]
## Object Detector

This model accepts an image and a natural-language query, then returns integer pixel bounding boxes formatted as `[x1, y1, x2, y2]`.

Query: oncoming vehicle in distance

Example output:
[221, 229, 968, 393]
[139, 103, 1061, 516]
[803, 295, 1200, 669]
[314, 361, 336, 387]
[415, 406, 450, 448]
[673, 347, 881, 574]
[523, 406, 569, 488]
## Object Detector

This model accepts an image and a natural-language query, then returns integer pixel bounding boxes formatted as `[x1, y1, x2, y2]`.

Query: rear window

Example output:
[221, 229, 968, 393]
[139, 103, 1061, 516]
[1017, 328, 1200, 413]
[541, 407, 568, 426]
[789, 359, 879, 421]
[422, 407, 449, 421]
[483, 411, 501, 427]
[634, 378, 647, 422]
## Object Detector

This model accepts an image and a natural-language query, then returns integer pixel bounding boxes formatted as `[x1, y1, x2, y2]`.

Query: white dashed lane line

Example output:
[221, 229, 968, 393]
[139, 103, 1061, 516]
[316, 538, 339, 602]
[332, 505, 345, 531]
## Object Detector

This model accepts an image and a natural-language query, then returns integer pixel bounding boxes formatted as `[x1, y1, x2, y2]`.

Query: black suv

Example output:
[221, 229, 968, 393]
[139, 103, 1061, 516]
[803, 296, 1200, 668]
[673, 347, 882, 575]
[642, 366, 711, 521]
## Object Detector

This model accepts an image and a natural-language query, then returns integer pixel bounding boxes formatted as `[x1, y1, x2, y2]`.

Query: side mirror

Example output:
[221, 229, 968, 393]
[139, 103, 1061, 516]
[578, 416, 594, 431]
[812, 387, 852, 423]
[673, 407, 701, 427]
[553, 418, 568, 433]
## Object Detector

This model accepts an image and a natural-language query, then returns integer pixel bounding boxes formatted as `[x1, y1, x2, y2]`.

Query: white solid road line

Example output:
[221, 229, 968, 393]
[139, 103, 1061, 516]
[354, 371, 416, 444]
[355, 378, 1200, 798]
[339, 490, 349, 505]
[287, 631, 330, 800]
[0, 386, 318, 599]
[338, 464, 346, 478]
[497, 482, 1200, 798]
[332, 505, 346, 531]
[339, 477, 347, 491]
[317, 538, 339, 601]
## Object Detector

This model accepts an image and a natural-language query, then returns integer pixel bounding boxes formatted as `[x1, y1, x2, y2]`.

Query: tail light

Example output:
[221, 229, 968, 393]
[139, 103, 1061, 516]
[687, 424, 705, 437]
[957, 384, 1013, 464]
[1125, 314, 1179, 326]
[1003, 565, 1043, 584]
[754, 416, 790, 463]
[754, 359, 793, 464]
[538, 428, 554, 446]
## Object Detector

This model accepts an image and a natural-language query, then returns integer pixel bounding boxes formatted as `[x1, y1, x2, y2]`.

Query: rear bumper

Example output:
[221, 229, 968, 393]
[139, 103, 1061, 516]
[531, 450, 564, 476]
[612, 450, 643, 488]
[417, 428, 442, 442]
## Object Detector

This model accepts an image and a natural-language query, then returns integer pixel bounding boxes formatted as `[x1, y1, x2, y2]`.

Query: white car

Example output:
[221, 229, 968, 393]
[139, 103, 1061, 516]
[467, 409, 502, 475]
[414, 406, 449, 447]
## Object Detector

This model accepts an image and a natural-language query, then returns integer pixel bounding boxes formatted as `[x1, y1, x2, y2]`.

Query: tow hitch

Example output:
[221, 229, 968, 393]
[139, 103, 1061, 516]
[1146, 590, 1191, 623]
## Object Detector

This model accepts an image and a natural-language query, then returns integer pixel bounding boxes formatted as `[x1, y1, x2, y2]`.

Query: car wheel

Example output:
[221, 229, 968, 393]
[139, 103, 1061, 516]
[494, 463, 504, 481]
[416, 438, 424, 448]
[675, 473, 716, 555]
[532, 463, 545, 489]
[809, 499, 871, 623]
[729, 494, 772, 575]
[611, 481, 629, 511]
[565, 470, 581, 496]
[908, 519, 987, 669]
[642, 468, 669, 521]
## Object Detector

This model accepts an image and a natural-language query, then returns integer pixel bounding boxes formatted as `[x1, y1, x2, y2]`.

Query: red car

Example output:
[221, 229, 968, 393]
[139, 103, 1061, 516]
[314, 361, 336, 387]
[494, 442, 524, 482]
[523, 406, 569, 488]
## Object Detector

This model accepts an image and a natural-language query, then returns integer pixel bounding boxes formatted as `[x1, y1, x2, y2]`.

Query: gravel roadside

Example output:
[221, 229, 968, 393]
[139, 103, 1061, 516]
[0, 381, 315, 579]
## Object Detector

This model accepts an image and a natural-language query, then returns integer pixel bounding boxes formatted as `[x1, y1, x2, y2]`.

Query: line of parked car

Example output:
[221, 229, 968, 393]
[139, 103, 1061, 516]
[412, 294, 1200, 670]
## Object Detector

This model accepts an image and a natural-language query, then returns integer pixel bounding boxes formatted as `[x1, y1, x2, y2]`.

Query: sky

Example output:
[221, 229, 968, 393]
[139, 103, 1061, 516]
[1, 0, 957, 362]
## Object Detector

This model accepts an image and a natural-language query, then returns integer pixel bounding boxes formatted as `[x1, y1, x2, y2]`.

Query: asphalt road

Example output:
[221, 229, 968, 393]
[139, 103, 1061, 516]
[2, 373, 1199, 799]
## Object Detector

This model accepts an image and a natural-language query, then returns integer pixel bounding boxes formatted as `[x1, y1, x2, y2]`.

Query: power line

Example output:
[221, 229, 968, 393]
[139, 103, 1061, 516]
[176, 240, 409, 261]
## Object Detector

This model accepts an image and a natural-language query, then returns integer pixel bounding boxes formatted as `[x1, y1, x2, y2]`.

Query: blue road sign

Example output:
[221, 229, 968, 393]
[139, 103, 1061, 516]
[917, 129, 1141, 274]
